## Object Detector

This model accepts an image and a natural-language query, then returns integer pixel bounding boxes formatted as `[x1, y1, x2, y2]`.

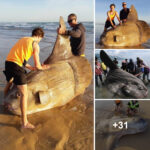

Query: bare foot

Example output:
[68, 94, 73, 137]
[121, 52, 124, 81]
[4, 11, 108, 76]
[22, 122, 35, 129]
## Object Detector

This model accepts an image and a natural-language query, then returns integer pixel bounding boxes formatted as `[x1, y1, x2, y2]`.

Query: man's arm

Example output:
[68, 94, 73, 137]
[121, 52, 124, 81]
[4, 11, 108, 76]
[57, 27, 81, 37]
[120, 10, 123, 21]
[116, 12, 122, 25]
[65, 29, 81, 38]
[33, 42, 50, 70]
[25, 63, 35, 71]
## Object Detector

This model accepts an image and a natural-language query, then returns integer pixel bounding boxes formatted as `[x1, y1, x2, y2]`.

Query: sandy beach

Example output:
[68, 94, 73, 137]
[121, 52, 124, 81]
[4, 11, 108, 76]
[96, 100, 150, 150]
[0, 67, 93, 150]
[0, 84, 93, 150]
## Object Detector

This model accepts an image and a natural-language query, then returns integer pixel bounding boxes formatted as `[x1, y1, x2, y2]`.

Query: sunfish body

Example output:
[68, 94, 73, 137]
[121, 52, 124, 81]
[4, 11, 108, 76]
[100, 5, 150, 47]
[100, 50, 148, 98]
[4, 17, 92, 115]
[96, 115, 148, 150]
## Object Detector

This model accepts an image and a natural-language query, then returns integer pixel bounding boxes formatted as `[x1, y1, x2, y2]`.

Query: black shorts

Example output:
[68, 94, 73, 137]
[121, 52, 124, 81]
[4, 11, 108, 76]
[4, 61, 27, 85]
[116, 103, 121, 106]
[105, 20, 115, 28]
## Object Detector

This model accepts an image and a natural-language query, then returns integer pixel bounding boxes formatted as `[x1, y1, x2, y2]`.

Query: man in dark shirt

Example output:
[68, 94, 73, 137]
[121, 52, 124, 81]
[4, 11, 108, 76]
[120, 2, 130, 23]
[58, 13, 86, 56]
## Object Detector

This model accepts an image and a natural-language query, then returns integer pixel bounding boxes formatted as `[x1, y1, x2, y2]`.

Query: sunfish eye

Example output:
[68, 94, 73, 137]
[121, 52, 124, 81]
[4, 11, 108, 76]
[122, 86, 130, 94]
[139, 86, 143, 90]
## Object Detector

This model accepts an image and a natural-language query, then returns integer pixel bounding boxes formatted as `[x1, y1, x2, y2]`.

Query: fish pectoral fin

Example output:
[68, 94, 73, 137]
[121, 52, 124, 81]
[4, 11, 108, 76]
[106, 135, 119, 150]
[38, 91, 50, 105]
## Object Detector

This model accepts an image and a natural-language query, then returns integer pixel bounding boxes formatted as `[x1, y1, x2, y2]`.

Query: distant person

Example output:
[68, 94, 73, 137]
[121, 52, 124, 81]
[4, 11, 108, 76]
[114, 100, 123, 112]
[127, 59, 135, 74]
[113, 58, 118, 65]
[136, 57, 145, 67]
[95, 58, 103, 87]
[143, 66, 150, 82]
[135, 63, 143, 79]
[3, 28, 50, 129]
[120, 2, 130, 23]
[127, 100, 139, 115]
[121, 59, 128, 71]
[58, 13, 86, 56]
[104, 4, 122, 32]
[101, 61, 107, 76]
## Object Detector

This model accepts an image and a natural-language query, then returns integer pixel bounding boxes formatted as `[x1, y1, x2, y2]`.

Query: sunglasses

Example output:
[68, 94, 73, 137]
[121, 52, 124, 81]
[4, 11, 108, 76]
[123, 3, 127, 6]
[68, 18, 76, 23]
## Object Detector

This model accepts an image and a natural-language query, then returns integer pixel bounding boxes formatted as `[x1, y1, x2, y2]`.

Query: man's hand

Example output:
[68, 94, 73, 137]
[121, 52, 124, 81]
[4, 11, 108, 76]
[57, 27, 66, 35]
[113, 25, 117, 29]
[42, 64, 50, 70]
[25, 63, 36, 71]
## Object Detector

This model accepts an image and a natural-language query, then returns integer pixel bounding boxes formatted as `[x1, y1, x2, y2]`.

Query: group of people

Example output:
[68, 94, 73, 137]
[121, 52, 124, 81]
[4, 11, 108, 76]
[3, 13, 86, 129]
[104, 2, 130, 31]
[113, 57, 150, 82]
[115, 100, 139, 116]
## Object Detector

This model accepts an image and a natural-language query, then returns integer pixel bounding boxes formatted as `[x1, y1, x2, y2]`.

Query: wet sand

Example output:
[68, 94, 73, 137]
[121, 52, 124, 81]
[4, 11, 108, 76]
[0, 70, 93, 150]
[96, 100, 150, 150]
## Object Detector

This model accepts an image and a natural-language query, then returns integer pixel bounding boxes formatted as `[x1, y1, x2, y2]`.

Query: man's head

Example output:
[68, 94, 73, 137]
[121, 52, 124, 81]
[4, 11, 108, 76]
[67, 13, 77, 27]
[32, 27, 44, 42]
[122, 2, 127, 9]
[110, 4, 115, 11]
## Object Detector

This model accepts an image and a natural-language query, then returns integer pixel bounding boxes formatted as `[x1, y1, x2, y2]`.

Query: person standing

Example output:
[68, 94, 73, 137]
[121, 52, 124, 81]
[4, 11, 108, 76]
[58, 13, 86, 56]
[4, 28, 50, 129]
[95, 58, 103, 87]
[120, 2, 130, 23]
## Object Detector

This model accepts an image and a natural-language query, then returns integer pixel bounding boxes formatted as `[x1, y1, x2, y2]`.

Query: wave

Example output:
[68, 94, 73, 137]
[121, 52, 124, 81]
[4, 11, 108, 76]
[0, 22, 93, 32]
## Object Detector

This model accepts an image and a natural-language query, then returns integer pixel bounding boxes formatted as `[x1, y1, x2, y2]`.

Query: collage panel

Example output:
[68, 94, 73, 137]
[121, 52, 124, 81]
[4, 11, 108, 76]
[95, 100, 150, 150]
[95, 49, 150, 99]
[0, 0, 94, 150]
[95, 0, 150, 49]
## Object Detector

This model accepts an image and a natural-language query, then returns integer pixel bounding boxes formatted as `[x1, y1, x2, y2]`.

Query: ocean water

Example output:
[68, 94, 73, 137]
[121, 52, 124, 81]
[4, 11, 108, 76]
[95, 23, 150, 49]
[0, 22, 93, 68]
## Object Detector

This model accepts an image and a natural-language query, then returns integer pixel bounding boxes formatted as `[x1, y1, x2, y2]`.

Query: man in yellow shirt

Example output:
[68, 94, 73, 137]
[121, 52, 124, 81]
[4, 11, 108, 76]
[4, 28, 49, 129]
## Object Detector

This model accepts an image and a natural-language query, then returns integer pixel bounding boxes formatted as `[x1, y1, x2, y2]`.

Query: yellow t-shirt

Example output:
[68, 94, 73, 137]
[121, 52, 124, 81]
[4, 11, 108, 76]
[6, 37, 34, 67]
[107, 11, 116, 21]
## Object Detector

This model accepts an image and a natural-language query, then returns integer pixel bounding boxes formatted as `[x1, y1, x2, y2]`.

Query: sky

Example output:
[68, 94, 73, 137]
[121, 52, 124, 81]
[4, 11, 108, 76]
[95, 0, 150, 23]
[0, 0, 93, 22]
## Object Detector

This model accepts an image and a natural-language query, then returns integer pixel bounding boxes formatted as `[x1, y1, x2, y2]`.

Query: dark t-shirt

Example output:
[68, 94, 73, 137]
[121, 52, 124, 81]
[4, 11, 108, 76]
[66, 23, 86, 56]
[120, 8, 130, 20]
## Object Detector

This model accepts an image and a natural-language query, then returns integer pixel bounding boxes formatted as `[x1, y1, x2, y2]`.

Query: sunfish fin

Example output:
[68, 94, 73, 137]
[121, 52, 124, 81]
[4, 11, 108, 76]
[100, 50, 118, 70]
[127, 5, 138, 22]
[44, 16, 73, 64]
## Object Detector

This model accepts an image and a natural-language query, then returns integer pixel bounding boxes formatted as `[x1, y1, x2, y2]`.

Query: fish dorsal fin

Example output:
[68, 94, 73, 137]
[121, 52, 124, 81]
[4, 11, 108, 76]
[100, 50, 118, 70]
[127, 5, 138, 22]
[44, 16, 73, 64]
